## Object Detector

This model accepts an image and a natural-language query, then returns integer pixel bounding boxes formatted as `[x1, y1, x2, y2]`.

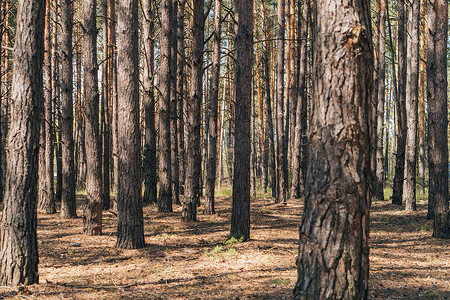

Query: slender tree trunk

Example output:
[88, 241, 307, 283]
[293, 0, 373, 295]
[276, 0, 288, 204]
[60, 0, 77, 218]
[83, 0, 103, 235]
[75, 24, 86, 189]
[53, 0, 62, 205]
[418, 0, 426, 196]
[204, 0, 221, 215]
[110, 0, 118, 207]
[182, 0, 203, 222]
[142, 0, 157, 205]
[403, 0, 419, 211]
[116, 0, 145, 248]
[177, 0, 186, 196]
[230, 0, 253, 241]
[428, 0, 450, 238]
[0, 0, 44, 284]
[158, 0, 173, 212]
[392, 0, 407, 206]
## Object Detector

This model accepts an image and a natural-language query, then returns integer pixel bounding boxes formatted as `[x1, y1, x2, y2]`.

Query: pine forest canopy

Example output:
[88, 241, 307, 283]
[0, 0, 448, 298]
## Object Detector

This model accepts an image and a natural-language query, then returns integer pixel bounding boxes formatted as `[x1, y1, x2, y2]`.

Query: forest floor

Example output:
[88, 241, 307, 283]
[0, 187, 448, 299]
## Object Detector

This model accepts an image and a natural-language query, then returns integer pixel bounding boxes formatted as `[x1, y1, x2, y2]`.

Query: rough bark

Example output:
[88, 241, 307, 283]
[182, 0, 203, 222]
[403, 0, 419, 211]
[0, 0, 44, 284]
[158, 0, 173, 212]
[142, 0, 157, 205]
[293, 0, 373, 296]
[177, 1, 186, 196]
[204, 0, 221, 215]
[82, 0, 103, 235]
[230, 0, 253, 241]
[60, 0, 77, 218]
[428, 0, 450, 238]
[109, 0, 118, 207]
[392, 0, 407, 206]
[116, 0, 145, 248]
[418, 0, 426, 196]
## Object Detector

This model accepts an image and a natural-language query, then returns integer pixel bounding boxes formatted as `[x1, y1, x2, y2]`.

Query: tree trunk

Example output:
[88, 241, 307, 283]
[403, 0, 419, 211]
[0, 0, 44, 284]
[392, 0, 407, 206]
[158, 0, 173, 212]
[116, 0, 145, 249]
[293, 0, 373, 296]
[418, 0, 426, 196]
[83, 0, 103, 235]
[53, 0, 62, 205]
[276, 0, 288, 204]
[428, 0, 450, 238]
[75, 25, 86, 190]
[60, 0, 77, 218]
[142, 0, 157, 205]
[230, 0, 253, 241]
[204, 0, 221, 215]
[177, 0, 186, 196]
[182, 0, 203, 222]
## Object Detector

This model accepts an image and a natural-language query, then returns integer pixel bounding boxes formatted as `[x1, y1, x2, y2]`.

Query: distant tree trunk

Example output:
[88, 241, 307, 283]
[60, 0, 77, 218]
[101, 0, 110, 210]
[0, 0, 44, 284]
[142, 0, 157, 205]
[116, 0, 145, 249]
[75, 25, 86, 189]
[392, 0, 407, 206]
[39, 0, 55, 213]
[291, 0, 309, 199]
[286, 0, 296, 168]
[110, 0, 118, 207]
[182, 0, 203, 222]
[204, 0, 221, 215]
[403, 0, 419, 211]
[83, 0, 103, 235]
[177, 0, 186, 196]
[276, 0, 288, 204]
[53, 0, 62, 205]
[293, 0, 373, 296]
[230, 0, 253, 241]
[158, 0, 173, 212]
[255, 43, 267, 194]
[418, 0, 426, 196]
[374, 0, 386, 201]
[428, 0, 450, 238]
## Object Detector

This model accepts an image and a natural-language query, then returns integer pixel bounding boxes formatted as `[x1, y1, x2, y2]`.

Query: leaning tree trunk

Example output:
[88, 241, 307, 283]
[60, 0, 77, 218]
[158, 0, 173, 212]
[230, 0, 253, 241]
[204, 0, 221, 215]
[392, 0, 407, 206]
[293, 0, 373, 297]
[0, 0, 44, 284]
[403, 0, 419, 211]
[142, 0, 157, 205]
[182, 0, 203, 222]
[82, 0, 103, 235]
[116, 0, 145, 249]
[428, 0, 450, 238]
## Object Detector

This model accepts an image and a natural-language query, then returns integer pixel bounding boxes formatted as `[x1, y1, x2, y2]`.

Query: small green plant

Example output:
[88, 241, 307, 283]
[204, 246, 237, 260]
[273, 278, 291, 285]
[419, 224, 433, 232]
[223, 236, 244, 245]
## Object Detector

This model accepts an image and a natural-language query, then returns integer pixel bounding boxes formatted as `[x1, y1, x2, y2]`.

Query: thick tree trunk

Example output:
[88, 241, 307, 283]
[0, 0, 44, 284]
[428, 0, 450, 238]
[204, 0, 221, 215]
[276, 0, 288, 204]
[230, 0, 253, 241]
[158, 0, 173, 212]
[293, 0, 373, 296]
[182, 0, 203, 222]
[39, 0, 55, 214]
[177, 1, 186, 196]
[403, 0, 419, 211]
[83, 0, 103, 235]
[392, 0, 407, 206]
[142, 0, 157, 205]
[116, 0, 145, 249]
[60, 0, 77, 218]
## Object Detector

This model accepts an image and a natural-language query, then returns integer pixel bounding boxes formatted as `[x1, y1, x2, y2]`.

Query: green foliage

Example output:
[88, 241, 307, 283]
[419, 224, 433, 232]
[272, 278, 291, 285]
[216, 186, 232, 197]
[223, 236, 244, 245]
[204, 245, 237, 260]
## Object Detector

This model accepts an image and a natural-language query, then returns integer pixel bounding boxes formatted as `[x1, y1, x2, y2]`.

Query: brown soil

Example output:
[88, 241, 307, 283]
[0, 192, 448, 299]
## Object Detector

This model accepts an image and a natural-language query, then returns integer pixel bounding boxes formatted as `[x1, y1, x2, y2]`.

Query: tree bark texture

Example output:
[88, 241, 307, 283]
[0, 0, 44, 284]
[177, 0, 186, 196]
[293, 0, 373, 297]
[116, 0, 145, 248]
[60, 0, 77, 218]
[82, 0, 103, 235]
[230, 0, 253, 241]
[418, 0, 426, 196]
[182, 0, 203, 222]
